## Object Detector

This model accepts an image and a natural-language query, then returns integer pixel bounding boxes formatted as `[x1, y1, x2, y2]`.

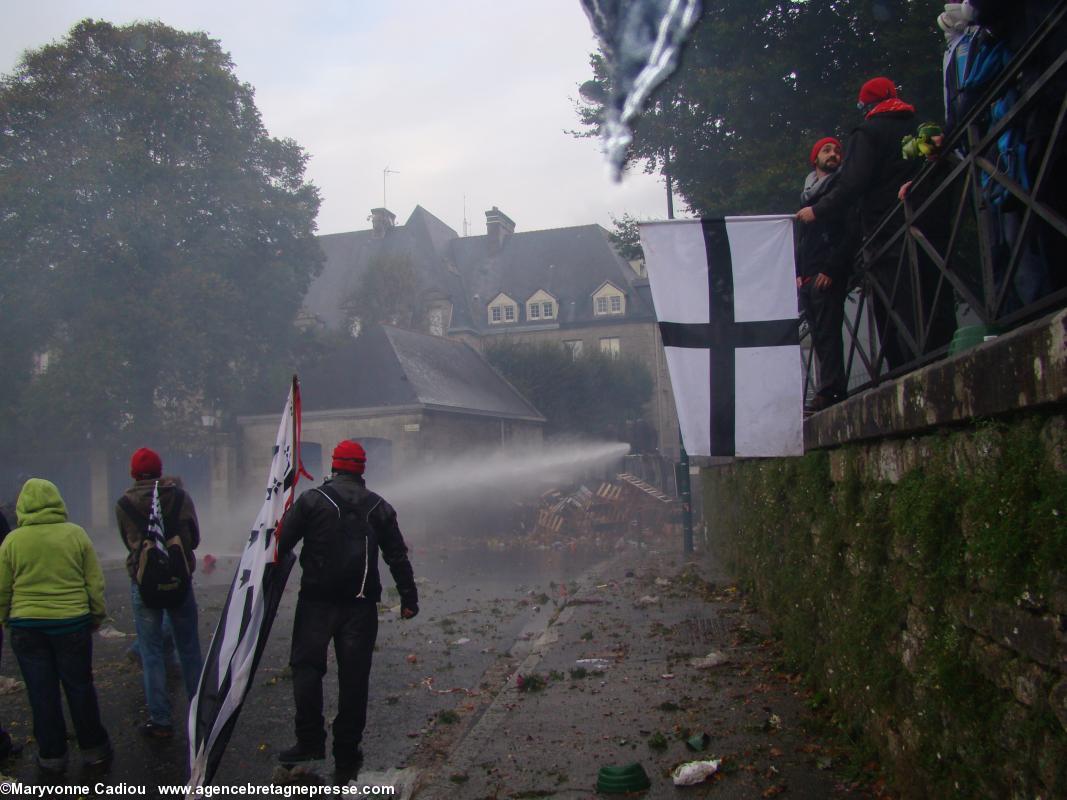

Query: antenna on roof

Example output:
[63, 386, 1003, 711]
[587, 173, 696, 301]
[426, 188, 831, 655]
[462, 194, 469, 237]
[383, 166, 399, 208]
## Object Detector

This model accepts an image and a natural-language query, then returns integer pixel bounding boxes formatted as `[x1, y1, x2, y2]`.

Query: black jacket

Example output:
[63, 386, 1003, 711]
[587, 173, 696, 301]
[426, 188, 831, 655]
[796, 170, 858, 283]
[279, 473, 417, 609]
[812, 110, 919, 242]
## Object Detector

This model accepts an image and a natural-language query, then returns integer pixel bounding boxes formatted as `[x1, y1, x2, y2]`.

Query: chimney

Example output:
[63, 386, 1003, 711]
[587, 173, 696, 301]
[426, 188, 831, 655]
[370, 207, 396, 238]
[485, 206, 515, 255]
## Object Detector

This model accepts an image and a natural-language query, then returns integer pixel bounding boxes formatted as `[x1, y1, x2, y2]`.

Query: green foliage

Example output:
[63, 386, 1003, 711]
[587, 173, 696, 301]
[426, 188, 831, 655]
[576, 0, 945, 217]
[608, 213, 645, 261]
[0, 19, 323, 452]
[484, 339, 653, 439]
[704, 415, 1067, 797]
[345, 252, 423, 332]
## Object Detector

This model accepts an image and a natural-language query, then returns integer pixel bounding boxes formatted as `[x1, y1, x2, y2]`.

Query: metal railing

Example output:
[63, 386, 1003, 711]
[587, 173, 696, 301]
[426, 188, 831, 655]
[802, 1, 1067, 401]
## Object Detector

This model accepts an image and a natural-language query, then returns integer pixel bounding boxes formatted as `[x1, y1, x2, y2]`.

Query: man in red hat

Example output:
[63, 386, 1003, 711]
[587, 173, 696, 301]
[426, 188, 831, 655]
[277, 439, 418, 782]
[797, 77, 930, 370]
[794, 136, 856, 413]
[116, 447, 203, 739]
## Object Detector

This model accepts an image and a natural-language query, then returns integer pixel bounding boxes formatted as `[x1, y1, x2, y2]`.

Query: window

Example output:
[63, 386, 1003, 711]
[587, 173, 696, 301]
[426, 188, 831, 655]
[542, 302, 553, 319]
[596, 296, 609, 314]
[504, 305, 515, 321]
[600, 337, 620, 359]
[488, 293, 517, 324]
[610, 295, 622, 313]
[593, 283, 625, 316]
[491, 306, 501, 322]
[528, 303, 540, 320]
[563, 340, 583, 359]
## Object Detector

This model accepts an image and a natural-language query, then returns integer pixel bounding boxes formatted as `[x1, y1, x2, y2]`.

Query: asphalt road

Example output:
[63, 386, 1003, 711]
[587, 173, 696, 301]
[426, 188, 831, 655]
[0, 543, 607, 791]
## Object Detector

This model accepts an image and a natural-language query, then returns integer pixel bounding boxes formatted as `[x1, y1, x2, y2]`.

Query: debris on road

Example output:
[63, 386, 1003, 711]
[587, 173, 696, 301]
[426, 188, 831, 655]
[672, 758, 722, 786]
[690, 650, 730, 669]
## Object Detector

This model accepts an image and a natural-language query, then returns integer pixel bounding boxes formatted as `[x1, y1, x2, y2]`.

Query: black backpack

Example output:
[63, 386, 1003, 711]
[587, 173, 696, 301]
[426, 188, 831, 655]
[119, 489, 191, 609]
[307, 484, 377, 600]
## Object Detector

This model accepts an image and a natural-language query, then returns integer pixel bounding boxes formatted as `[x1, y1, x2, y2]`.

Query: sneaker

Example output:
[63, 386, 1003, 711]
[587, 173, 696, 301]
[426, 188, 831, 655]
[140, 721, 174, 739]
[278, 742, 326, 765]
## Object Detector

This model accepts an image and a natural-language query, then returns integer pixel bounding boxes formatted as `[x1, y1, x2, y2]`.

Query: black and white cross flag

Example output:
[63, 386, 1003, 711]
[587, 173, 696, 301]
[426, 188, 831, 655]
[640, 216, 803, 457]
[147, 481, 165, 548]
[187, 378, 307, 790]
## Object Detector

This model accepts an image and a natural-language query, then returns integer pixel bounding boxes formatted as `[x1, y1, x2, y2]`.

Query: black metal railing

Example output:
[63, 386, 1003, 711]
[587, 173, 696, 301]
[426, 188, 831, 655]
[802, 0, 1067, 401]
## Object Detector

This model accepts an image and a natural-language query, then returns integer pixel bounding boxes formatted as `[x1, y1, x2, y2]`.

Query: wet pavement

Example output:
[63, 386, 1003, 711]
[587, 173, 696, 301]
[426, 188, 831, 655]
[0, 542, 891, 798]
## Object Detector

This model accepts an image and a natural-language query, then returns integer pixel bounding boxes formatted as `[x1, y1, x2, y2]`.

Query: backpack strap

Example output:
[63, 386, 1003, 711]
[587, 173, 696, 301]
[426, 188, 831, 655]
[314, 484, 377, 522]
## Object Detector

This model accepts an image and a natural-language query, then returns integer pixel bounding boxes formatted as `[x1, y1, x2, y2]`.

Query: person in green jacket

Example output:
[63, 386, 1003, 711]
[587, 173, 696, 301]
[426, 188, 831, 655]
[0, 478, 112, 773]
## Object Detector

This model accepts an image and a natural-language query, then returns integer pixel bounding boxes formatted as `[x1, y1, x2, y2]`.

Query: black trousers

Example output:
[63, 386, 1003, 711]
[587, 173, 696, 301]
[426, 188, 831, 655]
[800, 280, 848, 401]
[290, 597, 378, 759]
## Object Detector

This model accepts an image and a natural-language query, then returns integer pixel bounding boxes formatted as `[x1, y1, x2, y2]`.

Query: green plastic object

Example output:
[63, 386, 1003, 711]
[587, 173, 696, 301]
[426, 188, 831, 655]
[596, 763, 652, 793]
[685, 732, 711, 751]
[948, 324, 1002, 355]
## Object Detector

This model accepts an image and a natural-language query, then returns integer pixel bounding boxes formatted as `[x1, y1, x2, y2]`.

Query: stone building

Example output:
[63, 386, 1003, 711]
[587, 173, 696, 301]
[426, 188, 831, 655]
[303, 205, 680, 456]
[236, 324, 544, 493]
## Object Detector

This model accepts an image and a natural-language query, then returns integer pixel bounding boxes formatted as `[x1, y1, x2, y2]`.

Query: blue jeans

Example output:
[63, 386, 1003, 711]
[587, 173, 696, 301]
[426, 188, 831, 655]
[9, 626, 110, 765]
[130, 582, 204, 726]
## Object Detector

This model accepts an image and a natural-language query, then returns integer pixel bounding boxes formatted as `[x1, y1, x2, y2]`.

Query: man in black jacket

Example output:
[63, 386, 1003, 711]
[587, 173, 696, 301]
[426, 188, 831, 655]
[277, 439, 418, 781]
[798, 77, 928, 371]
[795, 136, 856, 412]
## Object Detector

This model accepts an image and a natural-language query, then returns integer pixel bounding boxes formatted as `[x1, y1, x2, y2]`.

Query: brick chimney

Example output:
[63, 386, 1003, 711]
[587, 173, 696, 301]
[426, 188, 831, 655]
[485, 206, 515, 255]
[370, 207, 396, 238]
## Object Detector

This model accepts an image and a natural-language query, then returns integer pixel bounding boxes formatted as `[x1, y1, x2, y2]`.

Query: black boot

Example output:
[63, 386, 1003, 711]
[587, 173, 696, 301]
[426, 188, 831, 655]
[279, 742, 325, 765]
[333, 748, 363, 784]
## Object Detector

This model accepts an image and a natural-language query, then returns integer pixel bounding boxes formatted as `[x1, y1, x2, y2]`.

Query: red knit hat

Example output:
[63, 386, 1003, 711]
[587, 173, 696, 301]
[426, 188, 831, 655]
[810, 136, 842, 166]
[332, 440, 366, 474]
[858, 77, 897, 106]
[130, 447, 162, 479]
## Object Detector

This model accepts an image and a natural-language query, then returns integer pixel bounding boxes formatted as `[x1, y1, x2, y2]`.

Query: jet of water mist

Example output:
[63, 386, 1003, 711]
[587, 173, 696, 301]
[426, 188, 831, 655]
[377, 440, 630, 511]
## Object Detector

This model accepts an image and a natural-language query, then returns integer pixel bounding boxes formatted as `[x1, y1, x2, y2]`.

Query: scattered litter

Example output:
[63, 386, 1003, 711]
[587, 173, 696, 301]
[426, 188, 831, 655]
[452, 638, 471, 646]
[685, 732, 711, 752]
[575, 658, 612, 671]
[596, 763, 651, 793]
[766, 713, 783, 731]
[351, 768, 417, 800]
[690, 651, 730, 669]
[95, 624, 131, 640]
[660, 673, 675, 680]
[405, 654, 418, 664]
[421, 677, 479, 697]
[672, 759, 721, 786]
[654, 577, 670, 587]
[635, 595, 659, 606]
[0, 677, 22, 695]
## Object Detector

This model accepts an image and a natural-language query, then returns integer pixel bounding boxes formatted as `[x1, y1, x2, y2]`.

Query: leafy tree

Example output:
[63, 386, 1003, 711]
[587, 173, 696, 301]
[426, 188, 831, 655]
[484, 339, 653, 440]
[0, 20, 323, 452]
[608, 213, 645, 261]
[576, 0, 945, 217]
[345, 252, 424, 333]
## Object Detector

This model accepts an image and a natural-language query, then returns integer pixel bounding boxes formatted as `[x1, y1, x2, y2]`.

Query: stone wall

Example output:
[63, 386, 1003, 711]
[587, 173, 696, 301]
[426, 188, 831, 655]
[702, 311, 1067, 798]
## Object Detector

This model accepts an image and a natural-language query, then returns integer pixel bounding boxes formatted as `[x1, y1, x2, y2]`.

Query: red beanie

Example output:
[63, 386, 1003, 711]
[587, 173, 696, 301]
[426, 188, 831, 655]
[332, 440, 366, 474]
[130, 447, 162, 479]
[809, 136, 841, 166]
[858, 77, 897, 106]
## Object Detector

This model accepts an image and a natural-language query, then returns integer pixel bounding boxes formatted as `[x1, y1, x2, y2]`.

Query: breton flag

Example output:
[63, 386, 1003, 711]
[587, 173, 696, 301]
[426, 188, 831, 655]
[640, 216, 803, 457]
[187, 377, 308, 790]
[147, 481, 165, 548]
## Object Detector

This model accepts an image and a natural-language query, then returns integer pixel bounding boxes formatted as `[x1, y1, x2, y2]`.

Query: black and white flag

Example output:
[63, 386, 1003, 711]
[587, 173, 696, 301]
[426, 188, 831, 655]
[147, 481, 165, 548]
[640, 216, 803, 457]
[187, 378, 306, 789]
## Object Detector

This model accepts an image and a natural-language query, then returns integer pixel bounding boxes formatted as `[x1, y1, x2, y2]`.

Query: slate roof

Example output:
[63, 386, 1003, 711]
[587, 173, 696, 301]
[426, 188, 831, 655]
[302, 207, 654, 335]
[258, 324, 543, 422]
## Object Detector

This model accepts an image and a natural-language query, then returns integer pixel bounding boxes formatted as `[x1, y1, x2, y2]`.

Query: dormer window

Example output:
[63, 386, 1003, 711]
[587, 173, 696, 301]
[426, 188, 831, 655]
[592, 282, 626, 316]
[525, 289, 558, 323]
[488, 292, 517, 325]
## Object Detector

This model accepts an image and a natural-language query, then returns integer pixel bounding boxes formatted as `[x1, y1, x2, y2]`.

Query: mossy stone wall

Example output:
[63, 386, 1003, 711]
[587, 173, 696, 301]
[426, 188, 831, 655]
[704, 413, 1067, 799]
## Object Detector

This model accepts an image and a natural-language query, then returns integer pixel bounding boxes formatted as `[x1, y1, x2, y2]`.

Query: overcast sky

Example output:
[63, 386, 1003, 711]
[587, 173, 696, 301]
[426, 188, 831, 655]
[1, 0, 680, 237]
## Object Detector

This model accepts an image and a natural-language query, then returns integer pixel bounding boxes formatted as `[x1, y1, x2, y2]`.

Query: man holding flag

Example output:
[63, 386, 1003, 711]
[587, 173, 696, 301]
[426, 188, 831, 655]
[277, 439, 419, 783]
[116, 448, 203, 739]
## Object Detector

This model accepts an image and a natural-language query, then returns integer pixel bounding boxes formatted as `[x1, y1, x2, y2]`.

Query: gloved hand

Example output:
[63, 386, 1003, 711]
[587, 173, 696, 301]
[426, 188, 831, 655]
[938, 2, 974, 33]
[401, 604, 419, 619]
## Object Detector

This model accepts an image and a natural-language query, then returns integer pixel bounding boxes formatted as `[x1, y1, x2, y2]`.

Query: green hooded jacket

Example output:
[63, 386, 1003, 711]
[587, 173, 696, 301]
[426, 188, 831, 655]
[0, 478, 106, 626]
